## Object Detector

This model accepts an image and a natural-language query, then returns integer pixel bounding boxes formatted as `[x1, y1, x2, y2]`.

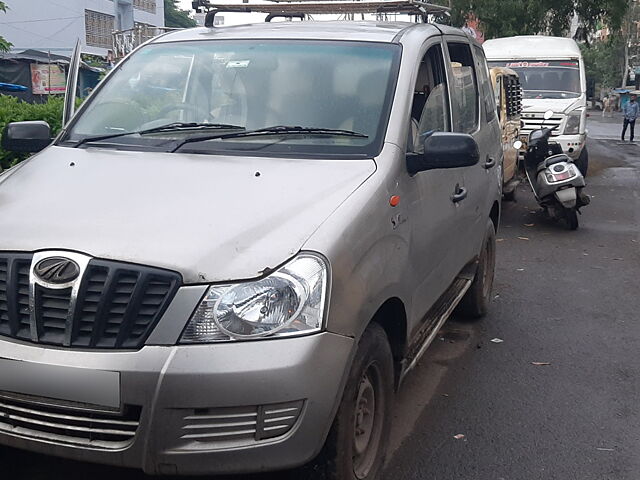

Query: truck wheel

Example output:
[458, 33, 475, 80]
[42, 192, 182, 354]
[456, 220, 496, 319]
[575, 146, 589, 177]
[305, 324, 393, 480]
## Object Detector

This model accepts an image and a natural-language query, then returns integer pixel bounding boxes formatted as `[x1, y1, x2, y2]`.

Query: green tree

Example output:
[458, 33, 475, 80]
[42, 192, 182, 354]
[0, 1, 12, 52]
[450, 0, 628, 41]
[581, 36, 625, 88]
[164, 0, 197, 28]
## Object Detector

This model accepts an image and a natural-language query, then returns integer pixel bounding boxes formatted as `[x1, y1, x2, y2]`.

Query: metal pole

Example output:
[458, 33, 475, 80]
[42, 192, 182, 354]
[47, 50, 51, 96]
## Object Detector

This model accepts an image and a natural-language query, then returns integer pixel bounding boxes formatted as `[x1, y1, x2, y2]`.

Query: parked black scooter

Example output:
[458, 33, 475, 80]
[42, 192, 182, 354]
[517, 111, 590, 230]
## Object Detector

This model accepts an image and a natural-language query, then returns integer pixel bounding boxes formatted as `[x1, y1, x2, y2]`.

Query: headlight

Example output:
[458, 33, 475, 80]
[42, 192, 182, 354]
[180, 253, 329, 343]
[564, 110, 582, 135]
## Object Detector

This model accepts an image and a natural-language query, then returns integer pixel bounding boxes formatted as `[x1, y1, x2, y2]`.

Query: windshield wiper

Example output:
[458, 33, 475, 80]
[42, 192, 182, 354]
[71, 122, 245, 148]
[171, 125, 368, 152]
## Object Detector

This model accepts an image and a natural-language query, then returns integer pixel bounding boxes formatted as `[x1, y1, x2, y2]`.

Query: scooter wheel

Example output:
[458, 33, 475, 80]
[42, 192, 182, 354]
[565, 209, 579, 230]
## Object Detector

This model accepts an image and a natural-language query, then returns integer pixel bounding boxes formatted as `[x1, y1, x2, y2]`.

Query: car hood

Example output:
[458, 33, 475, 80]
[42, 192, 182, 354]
[522, 97, 582, 114]
[0, 146, 376, 283]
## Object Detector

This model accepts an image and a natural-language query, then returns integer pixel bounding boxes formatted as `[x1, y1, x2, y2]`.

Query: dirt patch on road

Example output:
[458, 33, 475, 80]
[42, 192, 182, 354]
[587, 139, 636, 176]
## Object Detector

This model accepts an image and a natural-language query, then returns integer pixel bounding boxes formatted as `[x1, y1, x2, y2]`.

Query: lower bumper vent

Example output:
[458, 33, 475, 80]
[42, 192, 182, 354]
[0, 393, 141, 449]
[179, 400, 304, 450]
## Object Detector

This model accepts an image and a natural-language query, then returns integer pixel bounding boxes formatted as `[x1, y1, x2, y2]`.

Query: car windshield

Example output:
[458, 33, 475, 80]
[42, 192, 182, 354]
[62, 40, 400, 157]
[488, 60, 581, 99]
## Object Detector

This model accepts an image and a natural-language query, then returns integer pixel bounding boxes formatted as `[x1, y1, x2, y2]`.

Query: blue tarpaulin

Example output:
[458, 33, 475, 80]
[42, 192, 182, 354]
[0, 82, 28, 92]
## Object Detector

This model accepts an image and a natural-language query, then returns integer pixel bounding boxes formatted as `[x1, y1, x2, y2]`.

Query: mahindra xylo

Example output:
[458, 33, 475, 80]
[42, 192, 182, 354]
[0, 18, 501, 480]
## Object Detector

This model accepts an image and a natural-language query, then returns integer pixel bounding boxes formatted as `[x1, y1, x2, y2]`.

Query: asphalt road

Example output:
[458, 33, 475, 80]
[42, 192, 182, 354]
[3, 115, 639, 479]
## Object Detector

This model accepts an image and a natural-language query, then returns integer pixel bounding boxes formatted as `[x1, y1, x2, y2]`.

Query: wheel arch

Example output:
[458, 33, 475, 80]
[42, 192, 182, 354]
[370, 297, 408, 389]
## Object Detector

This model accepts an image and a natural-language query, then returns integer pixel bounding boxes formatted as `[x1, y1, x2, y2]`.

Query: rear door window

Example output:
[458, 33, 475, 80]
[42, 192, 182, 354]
[473, 45, 497, 123]
[447, 42, 479, 134]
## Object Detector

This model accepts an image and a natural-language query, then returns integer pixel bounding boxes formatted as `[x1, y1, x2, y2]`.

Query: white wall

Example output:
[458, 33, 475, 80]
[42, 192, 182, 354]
[1, 0, 164, 55]
[2, 0, 85, 54]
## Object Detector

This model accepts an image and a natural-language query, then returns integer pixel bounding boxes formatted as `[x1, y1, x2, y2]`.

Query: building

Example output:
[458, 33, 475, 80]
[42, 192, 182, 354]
[0, 0, 165, 56]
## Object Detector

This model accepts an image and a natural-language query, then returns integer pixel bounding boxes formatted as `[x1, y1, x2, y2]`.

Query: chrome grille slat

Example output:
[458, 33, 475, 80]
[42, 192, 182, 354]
[0, 253, 181, 350]
[183, 420, 258, 430]
[0, 401, 138, 427]
[1, 412, 136, 437]
[521, 113, 564, 137]
[264, 415, 297, 423]
[0, 394, 141, 450]
[184, 412, 257, 421]
[263, 425, 291, 432]
[181, 429, 258, 440]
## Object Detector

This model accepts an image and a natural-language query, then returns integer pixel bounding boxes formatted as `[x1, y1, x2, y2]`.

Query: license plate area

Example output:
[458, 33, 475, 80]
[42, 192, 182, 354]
[0, 358, 120, 409]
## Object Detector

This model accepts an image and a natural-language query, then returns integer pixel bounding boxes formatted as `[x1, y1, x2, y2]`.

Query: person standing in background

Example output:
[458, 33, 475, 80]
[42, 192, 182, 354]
[622, 94, 639, 141]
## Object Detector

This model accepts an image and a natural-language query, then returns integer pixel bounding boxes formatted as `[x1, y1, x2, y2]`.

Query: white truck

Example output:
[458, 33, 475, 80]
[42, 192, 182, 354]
[483, 36, 588, 176]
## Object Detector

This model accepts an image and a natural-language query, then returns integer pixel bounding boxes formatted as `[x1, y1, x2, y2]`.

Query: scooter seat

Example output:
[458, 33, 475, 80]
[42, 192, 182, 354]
[537, 154, 571, 173]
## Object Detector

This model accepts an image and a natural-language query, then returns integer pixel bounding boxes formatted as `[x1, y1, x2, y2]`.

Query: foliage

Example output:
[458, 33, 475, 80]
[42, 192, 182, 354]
[164, 0, 197, 28]
[450, 0, 628, 41]
[581, 36, 625, 89]
[0, 1, 12, 52]
[0, 95, 65, 169]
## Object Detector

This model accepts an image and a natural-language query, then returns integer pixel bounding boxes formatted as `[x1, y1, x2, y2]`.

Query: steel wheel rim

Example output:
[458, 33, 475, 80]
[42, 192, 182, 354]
[352, 362, 384, 479]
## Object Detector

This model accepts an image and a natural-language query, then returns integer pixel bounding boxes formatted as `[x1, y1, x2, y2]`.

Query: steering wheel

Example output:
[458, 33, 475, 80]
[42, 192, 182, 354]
[157, 103, 214, 121]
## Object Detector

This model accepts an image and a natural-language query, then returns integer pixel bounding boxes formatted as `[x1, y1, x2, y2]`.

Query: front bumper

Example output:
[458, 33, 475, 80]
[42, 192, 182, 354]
[552, 133, 586, 159]
[0, 332, 354, 475]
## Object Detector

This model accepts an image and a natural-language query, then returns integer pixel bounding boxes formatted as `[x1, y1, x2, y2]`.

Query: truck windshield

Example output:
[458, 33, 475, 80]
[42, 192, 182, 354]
[487, 60, 581, 99]
[62, 40, 400, 157]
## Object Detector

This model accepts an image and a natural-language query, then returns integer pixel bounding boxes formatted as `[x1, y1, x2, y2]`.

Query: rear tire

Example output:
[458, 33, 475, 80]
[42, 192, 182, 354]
[303, 324, 394, 480]
[503, 186, 517, 202]
[457, 220, 496, 319]
[565, 208, 579, 230]
[575, 146, 589, 177]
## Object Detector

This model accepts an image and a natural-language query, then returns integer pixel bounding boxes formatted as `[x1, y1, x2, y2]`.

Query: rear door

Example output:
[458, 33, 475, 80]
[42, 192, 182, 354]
[472, 43, 502, 210]
[443, 38, 500, 262]
[406, 38, 466, 326]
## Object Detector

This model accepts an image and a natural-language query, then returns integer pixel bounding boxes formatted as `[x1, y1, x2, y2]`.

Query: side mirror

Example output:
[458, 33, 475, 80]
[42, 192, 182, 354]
[407, 132, 480, 175]
[1, 121, 51, 153]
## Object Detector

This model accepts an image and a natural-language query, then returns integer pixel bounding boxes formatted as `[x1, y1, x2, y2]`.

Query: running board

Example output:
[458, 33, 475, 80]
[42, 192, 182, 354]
[398, 276, 472, 386]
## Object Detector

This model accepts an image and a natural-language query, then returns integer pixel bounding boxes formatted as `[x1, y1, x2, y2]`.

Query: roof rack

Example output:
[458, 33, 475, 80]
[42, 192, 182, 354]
[192, 0, 450, 27]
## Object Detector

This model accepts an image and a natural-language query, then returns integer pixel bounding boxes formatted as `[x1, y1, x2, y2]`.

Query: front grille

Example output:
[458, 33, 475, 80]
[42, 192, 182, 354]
[0, 253, 181, 349]
[178, 400, 304, 450]
[0, 393, 141, 449]
[521, 113, 564, 137]
[0, 255, 31, 340]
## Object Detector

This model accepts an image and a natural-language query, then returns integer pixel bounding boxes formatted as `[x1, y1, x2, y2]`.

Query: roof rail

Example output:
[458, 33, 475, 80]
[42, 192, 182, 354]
[193, 0, 449, 26]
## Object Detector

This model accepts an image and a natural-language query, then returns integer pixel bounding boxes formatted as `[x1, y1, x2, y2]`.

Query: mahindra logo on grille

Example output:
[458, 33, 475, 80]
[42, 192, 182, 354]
[34, 257, 80, 284]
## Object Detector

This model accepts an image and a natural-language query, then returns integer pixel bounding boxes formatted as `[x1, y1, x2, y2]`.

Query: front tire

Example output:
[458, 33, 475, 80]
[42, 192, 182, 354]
[305, 324, 394, 480]
[457, 220, 496, 319]
[575, 146, 589, 177]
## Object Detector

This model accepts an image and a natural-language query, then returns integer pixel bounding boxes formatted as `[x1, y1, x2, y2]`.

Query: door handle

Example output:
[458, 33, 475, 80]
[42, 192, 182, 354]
[451, 185, 467, 203]
[484, 156, 496, 169]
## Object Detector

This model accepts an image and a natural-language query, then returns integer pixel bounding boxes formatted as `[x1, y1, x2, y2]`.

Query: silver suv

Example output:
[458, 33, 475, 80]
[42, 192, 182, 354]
[0, 19, 501, 480]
